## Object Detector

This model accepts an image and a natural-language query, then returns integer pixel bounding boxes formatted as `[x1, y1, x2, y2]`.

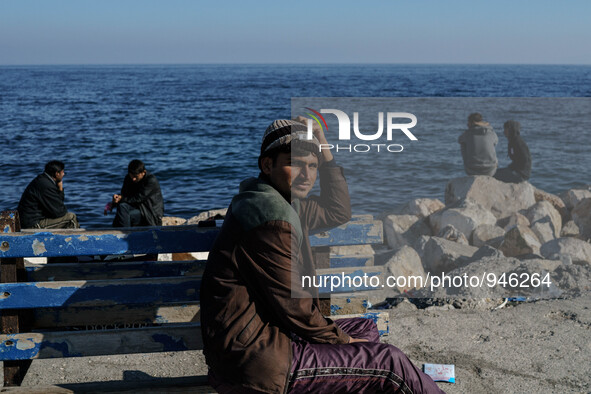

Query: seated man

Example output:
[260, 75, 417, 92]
[17, 160, 79, 229]
[200, 119, 443, 393]
[111, 159, 164, 227]
[458, 112, 498, 176]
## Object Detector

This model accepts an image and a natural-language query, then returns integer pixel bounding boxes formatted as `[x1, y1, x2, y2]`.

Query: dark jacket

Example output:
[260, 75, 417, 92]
[507, 135, 531, 180]
[200, 164, 352, 394]
[17, 173, 68, 228]
[119, 171, 164, 226]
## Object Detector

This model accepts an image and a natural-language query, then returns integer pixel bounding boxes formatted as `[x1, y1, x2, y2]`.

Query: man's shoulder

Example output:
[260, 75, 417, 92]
[231, 178, 301, 235]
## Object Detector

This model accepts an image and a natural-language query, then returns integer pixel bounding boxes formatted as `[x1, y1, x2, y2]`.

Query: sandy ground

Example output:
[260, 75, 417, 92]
[14, 293, 590, 393]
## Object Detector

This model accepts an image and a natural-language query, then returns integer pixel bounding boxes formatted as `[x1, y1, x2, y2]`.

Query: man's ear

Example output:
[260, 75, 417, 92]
[260, 156, 273, 175]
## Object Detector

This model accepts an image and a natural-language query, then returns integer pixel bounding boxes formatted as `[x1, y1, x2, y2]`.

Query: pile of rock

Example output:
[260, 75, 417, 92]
[380, 176, 591, 299]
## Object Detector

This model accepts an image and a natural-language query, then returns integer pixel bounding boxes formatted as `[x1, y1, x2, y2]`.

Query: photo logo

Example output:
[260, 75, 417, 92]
[303, 108, 417, 153]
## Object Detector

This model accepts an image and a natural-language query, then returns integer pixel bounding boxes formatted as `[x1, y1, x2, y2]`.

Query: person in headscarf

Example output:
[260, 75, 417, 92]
[494, 120, 532, 183]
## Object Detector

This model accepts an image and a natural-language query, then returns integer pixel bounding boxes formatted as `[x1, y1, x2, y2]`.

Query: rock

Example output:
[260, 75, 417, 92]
[541, 237, 591, 265]
[530, 218, 556, 244]
[571, 198, 591, 241]
[560, 220, 580, 238]
[397, 198, 445, 219]
[162, 216, 187, 226]
[384, 246, 426, 292]
[429, 200, 496, 240]
[445, 176, 536, 219]
[383, 214, 431, 250]
[525, 200, 562, 238]
[415, 236, 478, 275]
[534, 187, 570, 222]
[497, 212, 530, 231]
[187, 208, 228, 225]
[437, 224, 469, 245]
[471, 224, 505, 247]
[499, 225, 541, 257]
[561, 188, 591, 210]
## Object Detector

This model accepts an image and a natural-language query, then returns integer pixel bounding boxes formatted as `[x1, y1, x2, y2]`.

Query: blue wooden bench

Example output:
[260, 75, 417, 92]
[0, 210, 386, 390]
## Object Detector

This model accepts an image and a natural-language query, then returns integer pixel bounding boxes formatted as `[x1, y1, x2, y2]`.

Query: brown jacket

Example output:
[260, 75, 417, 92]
[200, 164, 352, 393]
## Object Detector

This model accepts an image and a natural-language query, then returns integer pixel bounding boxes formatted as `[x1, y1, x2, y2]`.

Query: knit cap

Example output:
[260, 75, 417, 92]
[258, 119, 321, 168]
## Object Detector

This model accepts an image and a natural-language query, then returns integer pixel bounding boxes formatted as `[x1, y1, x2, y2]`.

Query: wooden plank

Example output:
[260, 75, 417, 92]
[32, 303, 200, 329]
[0, 277, 201, 310]
[0, 226, 220, 258]
[328, 255, 374, 268]
[25, 260, 206, 281]
[332, 311, 390, 336]
[0, 323, 203, 360]
[310, 219, 383, 247]
[314, 266, 386, 293]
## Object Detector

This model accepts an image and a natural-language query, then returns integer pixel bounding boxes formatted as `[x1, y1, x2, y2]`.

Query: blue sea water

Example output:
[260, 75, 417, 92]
[1, 64, 590, 228]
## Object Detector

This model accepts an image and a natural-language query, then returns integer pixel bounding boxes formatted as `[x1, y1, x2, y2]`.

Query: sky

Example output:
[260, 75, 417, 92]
[1, 0, 590, 65]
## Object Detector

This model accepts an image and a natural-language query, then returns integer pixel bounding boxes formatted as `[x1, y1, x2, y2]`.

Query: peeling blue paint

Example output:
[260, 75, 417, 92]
[330, 305, 342, 314]
[0, 336, 41, 360]
[0, 278, 202, 309]
[310, 221, 383, 247]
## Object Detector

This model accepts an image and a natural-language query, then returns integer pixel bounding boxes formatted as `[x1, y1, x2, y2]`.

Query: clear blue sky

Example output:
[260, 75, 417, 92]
[1, 0, 589, 65]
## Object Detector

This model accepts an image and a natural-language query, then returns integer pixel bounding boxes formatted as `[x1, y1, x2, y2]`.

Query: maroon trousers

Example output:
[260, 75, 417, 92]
[210, 318, 445, 394]
[287, 318, 445, 394]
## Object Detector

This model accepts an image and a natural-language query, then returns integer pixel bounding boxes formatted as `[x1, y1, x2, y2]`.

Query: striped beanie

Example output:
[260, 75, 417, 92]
[258, 119, 321, 168]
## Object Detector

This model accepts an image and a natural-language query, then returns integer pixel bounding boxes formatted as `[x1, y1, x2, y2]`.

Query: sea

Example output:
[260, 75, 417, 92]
[1, 64, 590, 228]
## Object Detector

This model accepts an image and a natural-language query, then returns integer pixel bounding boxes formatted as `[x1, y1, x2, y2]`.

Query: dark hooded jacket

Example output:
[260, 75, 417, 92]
[505, 120, 532, 180]
[119, 170, 164, 226]
[200, 163, 352, 393]
[17, 173, 68, 228]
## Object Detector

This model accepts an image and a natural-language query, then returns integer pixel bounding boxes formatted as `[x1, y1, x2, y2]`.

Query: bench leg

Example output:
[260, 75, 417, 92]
[3, 360, 33, 386]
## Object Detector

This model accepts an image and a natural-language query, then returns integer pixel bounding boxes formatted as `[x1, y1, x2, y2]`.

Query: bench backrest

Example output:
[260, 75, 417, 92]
[0, 211, 383, 367]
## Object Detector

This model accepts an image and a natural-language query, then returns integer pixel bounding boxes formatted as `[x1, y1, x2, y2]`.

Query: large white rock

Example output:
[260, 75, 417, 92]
[534, 187, 569, 222]
[445, 176, 536, 219]
[560, 220, 580, 238]
[525, 200, 562, 238]
[429, 200, 496, 240]
[540, 237, 591, 265]
[187, 208, 228, 224]
[499, 225, 541, 257]
[397, 198, 445, 219]
[497, 212, 530, 231]
[530, 218, 556, 244]
[471, 224, 505, 247]
[415, 236, 478, 275]
[571, 198, 591, 241]
[383, 214, 431, 250]
[561, 188, 591, 210]
[162, 216, 187, 226]
[384, 246, 426, 292]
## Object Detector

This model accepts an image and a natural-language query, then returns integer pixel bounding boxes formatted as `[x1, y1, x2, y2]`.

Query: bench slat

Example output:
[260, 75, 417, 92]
[32, 302, 200, 329]
[0, 226, 219, 258]
[25, 260, 206, 281]
[0, 323, 203, 360]
[0, 277, 201, 309]
[310, 219, 383, 247]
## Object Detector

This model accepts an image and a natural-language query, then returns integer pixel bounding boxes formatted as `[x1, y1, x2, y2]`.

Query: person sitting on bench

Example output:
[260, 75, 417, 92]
[200, 119, 443, 393]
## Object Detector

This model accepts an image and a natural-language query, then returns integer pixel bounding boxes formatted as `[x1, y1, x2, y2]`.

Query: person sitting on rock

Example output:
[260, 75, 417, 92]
[494, 120, 532, 183]
[110, 159, 164, 227]
[17, 160, 79, 229]
[458, 112, 498, 176]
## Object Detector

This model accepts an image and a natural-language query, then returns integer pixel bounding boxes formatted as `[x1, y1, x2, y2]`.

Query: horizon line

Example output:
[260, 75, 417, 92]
[1, 62, 590, 67]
